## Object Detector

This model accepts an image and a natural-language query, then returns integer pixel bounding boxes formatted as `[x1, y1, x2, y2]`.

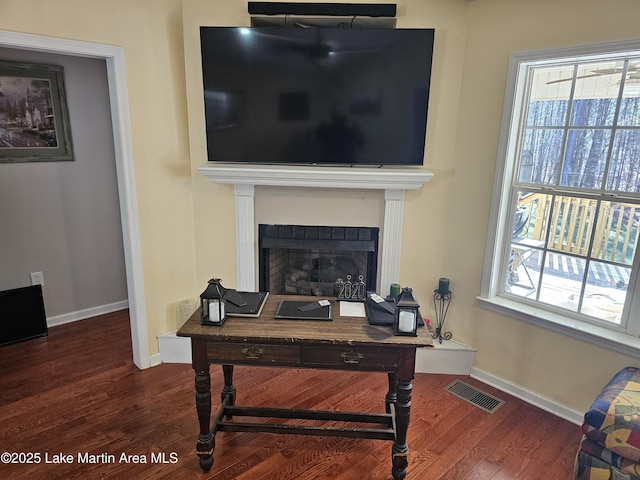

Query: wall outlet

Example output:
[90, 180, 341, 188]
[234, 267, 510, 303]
[30, 271, 44, 286]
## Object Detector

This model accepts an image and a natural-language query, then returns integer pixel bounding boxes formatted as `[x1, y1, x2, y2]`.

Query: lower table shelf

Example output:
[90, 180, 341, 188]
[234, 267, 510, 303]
[213, 395, 396, 441]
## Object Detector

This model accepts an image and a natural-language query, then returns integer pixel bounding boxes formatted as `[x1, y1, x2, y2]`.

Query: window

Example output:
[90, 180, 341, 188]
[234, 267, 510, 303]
[481, 40, 640, 352]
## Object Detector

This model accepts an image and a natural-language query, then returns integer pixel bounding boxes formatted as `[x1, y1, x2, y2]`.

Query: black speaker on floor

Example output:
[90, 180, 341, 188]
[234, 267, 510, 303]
[0, 285, 48, 346]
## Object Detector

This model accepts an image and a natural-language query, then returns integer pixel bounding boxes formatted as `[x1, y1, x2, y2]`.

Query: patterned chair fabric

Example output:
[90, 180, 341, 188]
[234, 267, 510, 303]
[576, 367, 640, 479]
[576, 436, 640, 479]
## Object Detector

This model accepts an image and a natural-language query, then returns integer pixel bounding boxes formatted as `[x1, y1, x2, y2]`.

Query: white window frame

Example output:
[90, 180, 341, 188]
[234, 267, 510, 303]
[478, 39, 640, 357]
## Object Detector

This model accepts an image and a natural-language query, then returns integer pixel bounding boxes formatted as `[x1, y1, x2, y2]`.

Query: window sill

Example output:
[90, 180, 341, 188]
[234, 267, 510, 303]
[476, 295, 640, 358]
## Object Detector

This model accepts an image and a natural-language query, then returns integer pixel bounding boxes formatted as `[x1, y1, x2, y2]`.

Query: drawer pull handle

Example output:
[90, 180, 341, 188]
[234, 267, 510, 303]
[341, 351, 364, 364]
[242, 346, 264, 359]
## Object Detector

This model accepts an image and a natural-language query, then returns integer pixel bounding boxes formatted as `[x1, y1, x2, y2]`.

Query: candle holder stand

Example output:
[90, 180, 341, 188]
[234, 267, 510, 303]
[430, 290, 452, 344]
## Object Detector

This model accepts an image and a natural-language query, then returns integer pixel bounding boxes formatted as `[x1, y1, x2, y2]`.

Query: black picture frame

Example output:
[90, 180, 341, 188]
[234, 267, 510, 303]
[0, 60, 74, 162]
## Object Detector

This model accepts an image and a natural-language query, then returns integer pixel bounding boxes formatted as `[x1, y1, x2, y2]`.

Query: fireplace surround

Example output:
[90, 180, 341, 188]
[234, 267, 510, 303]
[198, 163, 433, 296]
[259, 224, 379, 296]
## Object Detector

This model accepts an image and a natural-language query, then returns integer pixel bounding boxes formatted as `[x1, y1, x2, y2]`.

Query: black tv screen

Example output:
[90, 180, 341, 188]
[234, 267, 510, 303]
[200, 26, 435, 166]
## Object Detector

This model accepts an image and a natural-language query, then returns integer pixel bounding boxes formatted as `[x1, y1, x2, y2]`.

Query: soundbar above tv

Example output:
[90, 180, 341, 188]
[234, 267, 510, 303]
[200, 26, 435, 166]
[247, 2, 397, 17]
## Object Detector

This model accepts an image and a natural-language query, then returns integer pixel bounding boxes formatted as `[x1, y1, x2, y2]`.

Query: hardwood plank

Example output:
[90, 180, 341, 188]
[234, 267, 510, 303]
[0, 310, 582, 479]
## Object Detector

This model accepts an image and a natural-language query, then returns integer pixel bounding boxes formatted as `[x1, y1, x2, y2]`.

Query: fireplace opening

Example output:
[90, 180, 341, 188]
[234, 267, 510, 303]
[259, 224, 379, 296]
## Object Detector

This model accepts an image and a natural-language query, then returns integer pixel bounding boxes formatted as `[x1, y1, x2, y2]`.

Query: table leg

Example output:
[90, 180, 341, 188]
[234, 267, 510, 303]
[221, 364, 235, 419]
[391, 379, 412, 480]
[195, 367, 214, 472]
[392, 350, 415, 480]
[386, 372, 398, 414]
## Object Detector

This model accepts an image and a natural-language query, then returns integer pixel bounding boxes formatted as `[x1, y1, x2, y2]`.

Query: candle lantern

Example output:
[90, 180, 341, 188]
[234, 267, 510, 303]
[393, 287, 419, 337]
[200, 278, 228, 326]
[431, 278, 452, 343]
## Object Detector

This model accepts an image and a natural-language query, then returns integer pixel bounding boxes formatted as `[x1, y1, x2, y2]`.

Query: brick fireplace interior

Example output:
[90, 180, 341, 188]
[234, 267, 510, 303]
[259, 224, 379, 296]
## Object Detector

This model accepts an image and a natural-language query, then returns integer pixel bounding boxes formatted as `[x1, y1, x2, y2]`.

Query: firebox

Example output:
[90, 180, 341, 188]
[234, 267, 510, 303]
[259, 224, 379, 297]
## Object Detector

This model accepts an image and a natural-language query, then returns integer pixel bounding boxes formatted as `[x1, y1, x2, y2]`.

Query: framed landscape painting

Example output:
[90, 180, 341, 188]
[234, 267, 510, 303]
[0, 61, 74, 162]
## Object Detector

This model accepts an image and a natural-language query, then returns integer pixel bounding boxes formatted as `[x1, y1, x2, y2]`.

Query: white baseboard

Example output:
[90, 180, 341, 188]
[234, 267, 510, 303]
[148, 352, 163, 367]
[470, 367, 584, 425]
[47, 300, 129, 327]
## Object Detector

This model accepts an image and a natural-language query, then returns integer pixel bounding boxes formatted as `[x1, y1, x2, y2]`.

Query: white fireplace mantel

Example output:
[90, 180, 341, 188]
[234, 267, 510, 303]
[198, 163, 433, 190]
[198, 163, 434, 294]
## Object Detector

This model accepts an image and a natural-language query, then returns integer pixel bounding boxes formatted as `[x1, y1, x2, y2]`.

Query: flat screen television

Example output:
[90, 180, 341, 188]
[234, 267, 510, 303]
[200, 26, 435, 166]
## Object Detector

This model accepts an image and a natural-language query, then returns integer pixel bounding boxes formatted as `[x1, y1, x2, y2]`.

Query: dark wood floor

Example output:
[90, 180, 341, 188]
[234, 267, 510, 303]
[0, 310, 582, 479]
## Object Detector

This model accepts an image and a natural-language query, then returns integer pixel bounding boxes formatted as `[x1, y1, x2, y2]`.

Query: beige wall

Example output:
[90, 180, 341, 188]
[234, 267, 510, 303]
[3, 0, 640, 413]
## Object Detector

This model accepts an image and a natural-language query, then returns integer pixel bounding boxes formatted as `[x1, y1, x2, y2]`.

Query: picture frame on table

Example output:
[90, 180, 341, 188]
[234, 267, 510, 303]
[0, 60, 74, 163]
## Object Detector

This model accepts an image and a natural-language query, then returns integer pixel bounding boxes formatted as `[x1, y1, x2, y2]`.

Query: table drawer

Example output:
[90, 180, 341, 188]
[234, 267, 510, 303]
[207, 342, 301, 366]
[302, 346, 401, 371]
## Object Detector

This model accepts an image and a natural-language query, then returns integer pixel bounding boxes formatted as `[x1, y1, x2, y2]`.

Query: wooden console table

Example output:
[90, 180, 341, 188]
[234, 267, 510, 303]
[177, 295, 433, 479]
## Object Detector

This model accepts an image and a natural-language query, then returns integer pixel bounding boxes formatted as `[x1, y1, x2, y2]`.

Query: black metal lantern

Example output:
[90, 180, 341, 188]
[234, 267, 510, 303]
[394, 287, 419, 336]
[200, 278, 227, 326]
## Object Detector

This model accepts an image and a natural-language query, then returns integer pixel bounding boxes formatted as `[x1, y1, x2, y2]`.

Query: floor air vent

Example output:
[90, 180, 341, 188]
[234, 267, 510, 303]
[445, 380, 505, 414]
